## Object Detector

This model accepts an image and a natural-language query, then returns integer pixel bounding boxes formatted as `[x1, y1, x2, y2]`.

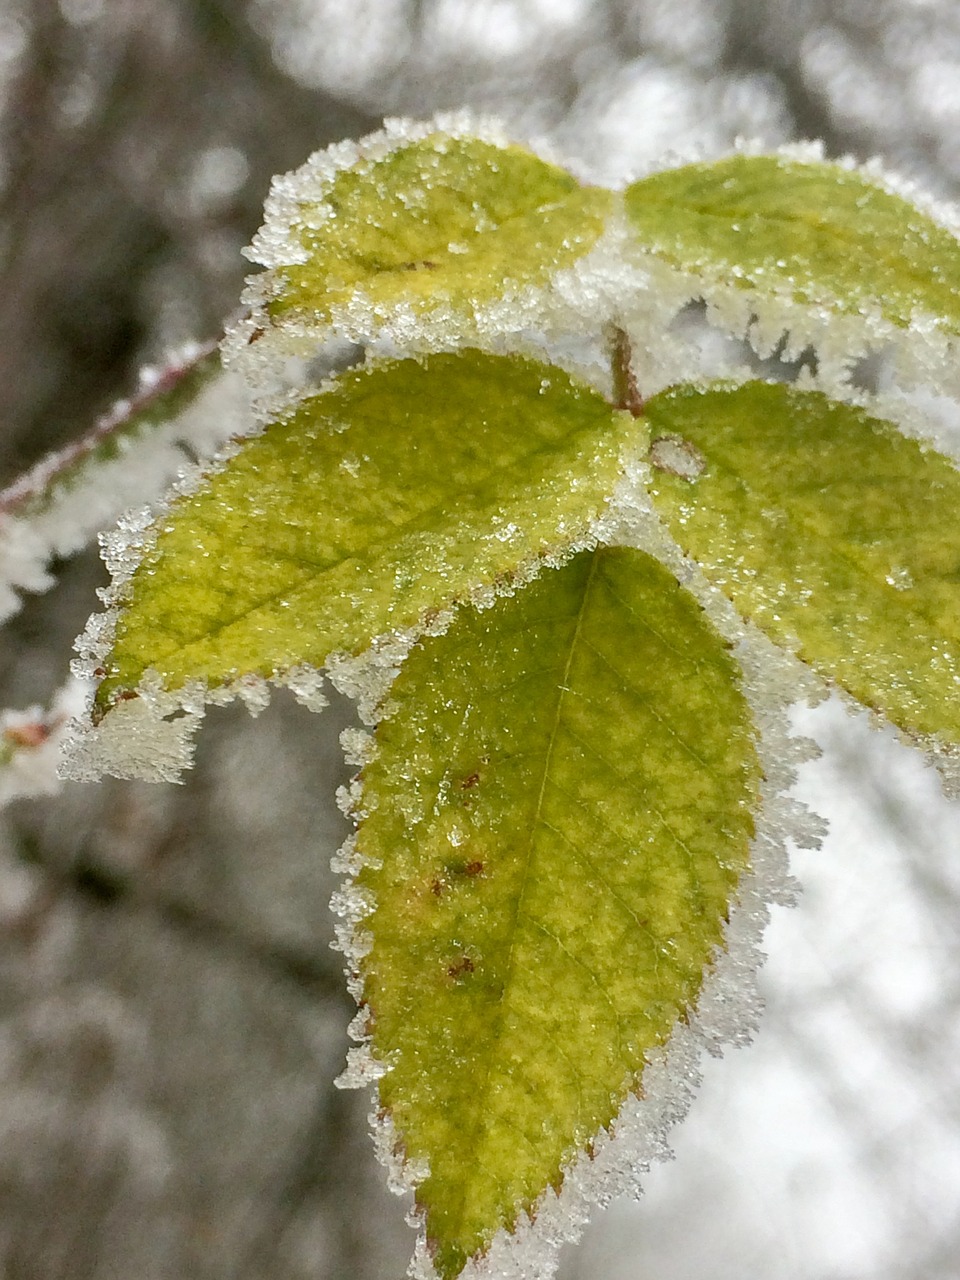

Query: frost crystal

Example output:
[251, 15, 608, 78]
[61, 688, 205, 784]
[620, 139, 960, 404]
[283, 665, 329, 714]
[340, 726, 376, 769]
[328, 527, 823, 1280]
[0, 350, 251, 626]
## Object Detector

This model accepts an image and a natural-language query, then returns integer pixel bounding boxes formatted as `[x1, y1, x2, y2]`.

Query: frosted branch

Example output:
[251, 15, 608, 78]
[0, 675, 91, 809]
[0, 340, 252, 626]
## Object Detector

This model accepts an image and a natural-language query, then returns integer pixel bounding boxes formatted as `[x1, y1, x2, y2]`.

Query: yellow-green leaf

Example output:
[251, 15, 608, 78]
[625, 154, 960, 335]
[96, 352, 638, 712]
[255, 127, 612, 339]
[355, 546, 760, 1278]
[645, 380, 960, 745]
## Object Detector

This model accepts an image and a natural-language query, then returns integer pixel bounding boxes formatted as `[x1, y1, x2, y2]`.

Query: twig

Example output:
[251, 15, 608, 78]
[609, 325, 645, 418]
[0, 338, 220, 518]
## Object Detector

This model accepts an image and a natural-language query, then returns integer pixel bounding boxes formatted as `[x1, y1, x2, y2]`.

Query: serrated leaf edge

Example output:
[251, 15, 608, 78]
[330, 537, 823, 1280]
[222, 113, 618, 394]
[622, 142, 960, 399]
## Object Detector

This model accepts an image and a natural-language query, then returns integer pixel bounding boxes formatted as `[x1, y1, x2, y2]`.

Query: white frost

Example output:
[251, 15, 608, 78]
[0, 352, 253, 627]
[61, 686, 205, 784]
[0, 676, 90, 808]
[327, 513, 825, 1280]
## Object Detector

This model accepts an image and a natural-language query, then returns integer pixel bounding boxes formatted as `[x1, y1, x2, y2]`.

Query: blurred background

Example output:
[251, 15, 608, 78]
[1, 2, 960, 1277]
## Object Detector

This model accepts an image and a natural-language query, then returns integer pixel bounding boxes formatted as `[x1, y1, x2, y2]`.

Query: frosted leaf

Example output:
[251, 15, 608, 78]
[642, 379, 960, 772]
[224, 114, 614, 385]
[392, 672, 814, 1280]
[328, 536, 821, 1280]
[89, 351, 641, 723]
[344, 547, 778, 1279]
[624, 149, 960, 398]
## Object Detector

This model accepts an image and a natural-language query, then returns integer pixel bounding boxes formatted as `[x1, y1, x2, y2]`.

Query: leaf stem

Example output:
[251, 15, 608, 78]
[0, 338, 220, 518]
[609, 326, 644, 418]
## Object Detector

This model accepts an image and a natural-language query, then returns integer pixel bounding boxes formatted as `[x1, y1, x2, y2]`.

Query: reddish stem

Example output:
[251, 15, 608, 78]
[0, 337, 219, 518]
[610, 326, 644, 418]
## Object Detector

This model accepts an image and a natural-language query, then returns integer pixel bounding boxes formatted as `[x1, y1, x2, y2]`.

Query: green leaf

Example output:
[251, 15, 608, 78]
[625, 154, 960, 335]
[257, 128, 612, 336]
[96, 352, 639, 713]
[644, 379, 960, 745]
[354, 546, 760, 1278]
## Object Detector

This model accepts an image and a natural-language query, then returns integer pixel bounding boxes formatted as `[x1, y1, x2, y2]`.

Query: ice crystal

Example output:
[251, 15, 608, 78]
[327, 529, 822, 1280]
[0, 350, 251, 626]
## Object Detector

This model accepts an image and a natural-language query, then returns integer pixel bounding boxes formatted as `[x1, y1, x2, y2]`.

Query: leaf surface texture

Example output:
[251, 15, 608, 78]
[98, 352, 634, 709]
[356, 546, 760, 1277]
[645, 380, 960, 743]
[625, 155, 960, 333]
[265, 133, 612, 332]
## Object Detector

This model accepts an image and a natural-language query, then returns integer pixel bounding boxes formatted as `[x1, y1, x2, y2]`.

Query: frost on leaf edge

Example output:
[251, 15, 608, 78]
[621, 139, 960, 401]
[225, 120, 960, 408]
[328, 523, 825, 1280]
[60, 347, 649, 783]
[221, 111, 628, 395]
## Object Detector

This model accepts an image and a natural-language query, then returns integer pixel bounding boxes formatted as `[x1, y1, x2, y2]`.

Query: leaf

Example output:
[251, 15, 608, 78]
[644, 379, 960, 746]
[96, 351, 638, 713]
[625, 154, 960, 336]
[250, 125, 612, 340]
[353, 546, 760, 1278]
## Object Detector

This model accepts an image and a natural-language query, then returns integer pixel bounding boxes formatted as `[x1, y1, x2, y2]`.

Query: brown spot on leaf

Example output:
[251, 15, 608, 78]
[447, 955, 476, 980]
[459, 756, 490, 791]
